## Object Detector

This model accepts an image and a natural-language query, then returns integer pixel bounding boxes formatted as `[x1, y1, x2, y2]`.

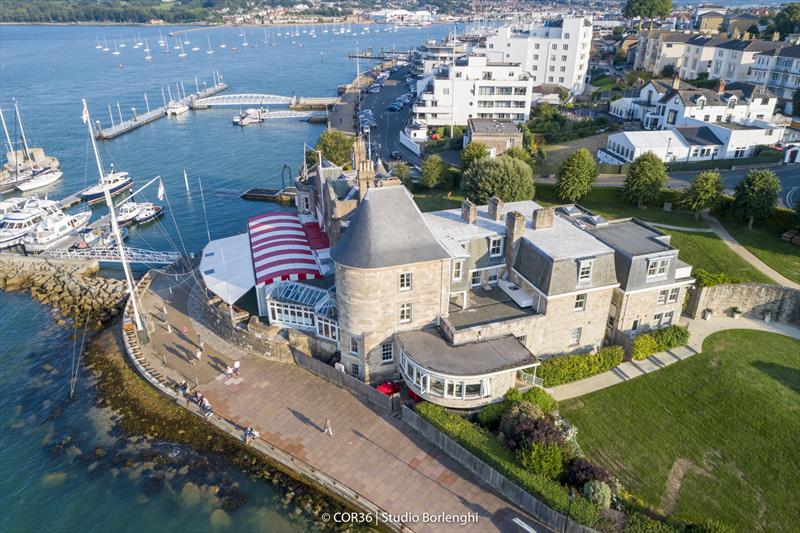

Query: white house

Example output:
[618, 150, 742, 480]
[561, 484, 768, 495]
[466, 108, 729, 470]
[477, 17, 593, 95]
[710, 39, 783, 82]
[412, 55, 533, 127]
[748, 44, 800, 110]
[679, 35, 729, 80]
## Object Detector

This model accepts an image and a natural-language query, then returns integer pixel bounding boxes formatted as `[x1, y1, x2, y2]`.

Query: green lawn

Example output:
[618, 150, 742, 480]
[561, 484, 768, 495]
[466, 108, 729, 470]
[719, 220, 800, 285]
[413, 188, 464, 212]
[561, 330, 800, 531]
[665, 229, 776, 284]
[536, 133, 611, 176]
[534, 185, 709, 229]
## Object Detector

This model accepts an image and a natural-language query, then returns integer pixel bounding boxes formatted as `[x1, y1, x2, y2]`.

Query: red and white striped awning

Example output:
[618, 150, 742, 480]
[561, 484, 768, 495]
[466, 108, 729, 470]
[248, 211, 325, 285]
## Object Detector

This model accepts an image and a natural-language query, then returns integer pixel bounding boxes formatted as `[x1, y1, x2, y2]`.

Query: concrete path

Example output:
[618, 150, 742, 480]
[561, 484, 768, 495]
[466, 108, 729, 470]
[550, 316, 800, 401]
[137, 272, 546, 533]
[701, 213, 799, 289]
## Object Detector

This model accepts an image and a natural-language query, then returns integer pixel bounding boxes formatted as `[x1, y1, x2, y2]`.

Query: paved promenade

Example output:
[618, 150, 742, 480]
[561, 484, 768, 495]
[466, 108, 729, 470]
[550, 316, 800, 401]
[137, 272, 545, 533]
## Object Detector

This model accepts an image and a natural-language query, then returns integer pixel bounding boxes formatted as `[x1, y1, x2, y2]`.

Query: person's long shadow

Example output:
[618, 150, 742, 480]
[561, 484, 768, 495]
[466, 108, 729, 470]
[165, 344, 194, 363]
[208, 354, 230, 373]
[287, 407, 323, 431]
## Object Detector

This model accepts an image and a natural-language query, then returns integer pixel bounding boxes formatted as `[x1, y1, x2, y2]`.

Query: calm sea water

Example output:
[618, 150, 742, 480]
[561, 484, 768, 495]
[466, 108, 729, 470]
[0, 22, 449, 533]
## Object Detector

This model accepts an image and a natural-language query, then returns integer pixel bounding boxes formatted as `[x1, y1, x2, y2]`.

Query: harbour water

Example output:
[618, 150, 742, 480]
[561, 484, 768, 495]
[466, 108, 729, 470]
[0, 23, 449, 532]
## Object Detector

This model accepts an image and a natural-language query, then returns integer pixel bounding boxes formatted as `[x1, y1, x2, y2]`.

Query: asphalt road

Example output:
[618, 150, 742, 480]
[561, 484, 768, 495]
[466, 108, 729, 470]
[537, 164, 800, 208]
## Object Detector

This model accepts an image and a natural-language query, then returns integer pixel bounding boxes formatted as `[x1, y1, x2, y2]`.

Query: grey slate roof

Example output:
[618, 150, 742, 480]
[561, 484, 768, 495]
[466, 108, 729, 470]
[468, 118, 521, 136]
[716, 39, 783, 52]
[724, 81, 777, 100]
[755, 44, 800, 58]
[513, 239, 554, 294]
[586, 219, 673, 256]
[395, 328, 537, 376]
[686, 35, 729, 47]
[330, 186, 451, 269]
[674, 126, 724, 146]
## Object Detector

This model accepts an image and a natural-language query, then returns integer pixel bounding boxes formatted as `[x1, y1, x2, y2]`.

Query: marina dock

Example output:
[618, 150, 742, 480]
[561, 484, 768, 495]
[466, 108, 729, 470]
[95, 77, 229, 140]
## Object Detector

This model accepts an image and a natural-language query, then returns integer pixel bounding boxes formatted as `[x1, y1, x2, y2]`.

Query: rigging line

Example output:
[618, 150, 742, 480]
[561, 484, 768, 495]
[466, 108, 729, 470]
[70, 311, 91, 399]
[161, 184, 196, 274]
[68, 317, 79, 398]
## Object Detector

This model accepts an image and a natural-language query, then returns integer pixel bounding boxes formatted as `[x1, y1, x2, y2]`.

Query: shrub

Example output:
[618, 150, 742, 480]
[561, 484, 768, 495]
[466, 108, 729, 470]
[694, 269, 746, 287]
[632, 334, 660, 361]
[504, 388, 522, 403]
[520, 387, 558, 413]
[499, 401, 544, 449]
[460, 141, 489, 168]
[624, 512, 678, 533]
[414, 402, 598, 525]
[476, 400, 510, 431]
[632, 325, 690, 360]
[517, 442, 564, 479]
[564, 457, 612, 489]
[420, 155, 446, 189]
[534, 346, 624, 387]
[582, 480, 612, 509]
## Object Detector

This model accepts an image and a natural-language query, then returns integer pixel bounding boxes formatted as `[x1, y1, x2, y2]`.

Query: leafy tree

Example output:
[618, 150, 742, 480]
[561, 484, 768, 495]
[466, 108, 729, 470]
[503, 146, 534, 167]
[732, 169, 782, 229]
[774, 3, 800, 37]
[678, 171, 723, 218]
[420, 154, 446, 189]
[612, 26, 625, 39]
[793, 89, 800, 116]
[623, 0, 672, 28]
[555, 148, 597, 202]
[660, 64, 676, 78]
[460, 142, 489, 168]
[463, 156, 535, 204]
[312, 129, 354, 169]
[747, 24, 761, 37]
[390, 161, 411, 187]
[623, 152, 667, 207]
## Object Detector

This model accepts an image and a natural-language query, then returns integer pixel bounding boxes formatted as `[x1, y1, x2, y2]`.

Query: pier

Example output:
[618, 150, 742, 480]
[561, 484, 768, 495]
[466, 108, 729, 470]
[94, 71, 228, 140]
[192, 94, 337, 110]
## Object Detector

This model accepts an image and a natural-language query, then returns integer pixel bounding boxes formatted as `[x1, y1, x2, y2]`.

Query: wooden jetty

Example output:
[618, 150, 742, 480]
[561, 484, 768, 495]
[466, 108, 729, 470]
[95, 81, 229, 140]
[241, 186, 296, 204]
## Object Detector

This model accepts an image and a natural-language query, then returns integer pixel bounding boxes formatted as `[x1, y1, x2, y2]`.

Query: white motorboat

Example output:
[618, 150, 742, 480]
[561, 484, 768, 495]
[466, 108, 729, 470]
[134, 202, 164, 224]
[0, 196, 26, 222]
[233, 108, 265, 126]
[15, 167, 63, 192]
[116, 201, 142, 225]
[0, 197, 61, 248]
[22, 210, 92, 252]
[167, 101, 189, 116]
[82, 165, 134, 205]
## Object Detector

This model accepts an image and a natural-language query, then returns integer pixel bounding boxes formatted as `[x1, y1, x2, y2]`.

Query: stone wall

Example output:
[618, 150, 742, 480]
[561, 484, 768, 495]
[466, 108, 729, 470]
[0, 253, 126, 326]
[686, 283, 800, 324]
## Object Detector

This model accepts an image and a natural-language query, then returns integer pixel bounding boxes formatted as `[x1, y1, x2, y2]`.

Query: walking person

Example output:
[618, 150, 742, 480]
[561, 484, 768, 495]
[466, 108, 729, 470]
[323, 417, 333, 437]
[225, 365, 234, 379]
[194, 348, 202, 366]
[233, 360, 240, 376]
[181, 325, 189, 339]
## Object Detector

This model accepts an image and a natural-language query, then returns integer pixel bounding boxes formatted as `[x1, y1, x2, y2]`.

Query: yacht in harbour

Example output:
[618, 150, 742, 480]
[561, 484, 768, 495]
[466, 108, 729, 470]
[116, 201, 142, 225]
[22, 210, 92, 253]
[167, 101, 189, 116]
[0, 197, 61, 249]
[81, 164, 134, 205]
[135, 202, 164, 224]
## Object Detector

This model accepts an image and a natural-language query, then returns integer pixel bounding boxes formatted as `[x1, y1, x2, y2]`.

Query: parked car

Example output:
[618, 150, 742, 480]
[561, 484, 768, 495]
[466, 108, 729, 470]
[391, 151, 402, 160]
[386, 103, 402, 112]
[368, 86, 380, 94]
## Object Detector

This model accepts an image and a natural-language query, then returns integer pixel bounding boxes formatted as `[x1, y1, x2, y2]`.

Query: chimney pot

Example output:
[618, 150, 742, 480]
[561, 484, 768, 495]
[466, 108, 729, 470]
[488, 196, 504, 221]
[532, 207, 555, 230]
[672, 74, 681, 89]
[461, 199, 477, 224]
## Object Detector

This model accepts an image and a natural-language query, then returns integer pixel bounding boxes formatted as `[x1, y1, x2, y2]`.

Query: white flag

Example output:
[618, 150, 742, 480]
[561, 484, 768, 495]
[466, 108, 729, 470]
[81, 101, 90, 124]
[157, 178, 165, 201]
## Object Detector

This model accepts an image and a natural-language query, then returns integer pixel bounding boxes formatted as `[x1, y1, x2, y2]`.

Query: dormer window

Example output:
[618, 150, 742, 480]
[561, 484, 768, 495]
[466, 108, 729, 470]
[578, 259, 593, 283]
[647, 257, 670, 278]
[727, 97, 736, 109]
[697, 96, 705, 110]
[489, 237, 503, 257]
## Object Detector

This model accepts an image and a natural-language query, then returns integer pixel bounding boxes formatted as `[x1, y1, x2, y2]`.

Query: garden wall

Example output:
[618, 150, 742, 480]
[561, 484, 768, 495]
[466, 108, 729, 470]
[686, 283, 800, 324]
[400, 406, 596, 533]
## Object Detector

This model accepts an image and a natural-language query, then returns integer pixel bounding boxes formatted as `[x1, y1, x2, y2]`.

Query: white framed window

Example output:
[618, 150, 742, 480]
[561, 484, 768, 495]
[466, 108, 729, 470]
[575, 293, 587, 311]
[487, 268, 499, 284]
[489, 237, 503, 257]
[452, 260, 463, 281]
[658, 289, 668, 304]
[399, 303, 412, 323]
[349, 337, 359, 355]
[578, 260, 593, 283]
[400, 272, 412, 291]
[381, 342, 394, 362]
[668, 288, 680, 303]
[653, 313, 663, 327]
[316, 316, 339, 341]
[647, 258, 670, 278]
[470, 270, 482, 287]
[663, 311, 674, 326]
[569, 327, 582, 346]
[351, 363, 360, 377]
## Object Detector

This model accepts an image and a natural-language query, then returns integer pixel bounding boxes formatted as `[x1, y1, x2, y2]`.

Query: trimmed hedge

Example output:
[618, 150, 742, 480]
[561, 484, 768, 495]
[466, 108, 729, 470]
[533, 346, 625, 387]
[632, 325, 690, 360]
[416, 402, 598, 526]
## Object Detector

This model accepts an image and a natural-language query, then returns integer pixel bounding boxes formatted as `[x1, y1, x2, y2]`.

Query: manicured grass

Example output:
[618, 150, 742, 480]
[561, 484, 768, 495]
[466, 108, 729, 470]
[560, 330, 800, 531]
[534, 184, 709, 229]
[536, 133, 611, 176]
[412, 188, 464, 212]
[719, 220, 800, 285]
[665, 229, 776, 285]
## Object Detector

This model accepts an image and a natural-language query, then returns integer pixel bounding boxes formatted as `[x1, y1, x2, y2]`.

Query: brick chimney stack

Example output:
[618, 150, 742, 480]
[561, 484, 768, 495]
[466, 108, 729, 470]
[504, 211, 525, 269]
[716, 79, 726, 94]
[461, 199, 477, 224]
[532, 207, 555, 230]
[772, 32, 780, 41]
[488, 196, 504, 221]
[672, 74, 681, 90]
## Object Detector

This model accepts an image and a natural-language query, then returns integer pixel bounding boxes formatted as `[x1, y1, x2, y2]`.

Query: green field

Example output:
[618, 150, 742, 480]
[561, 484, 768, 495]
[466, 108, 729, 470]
[665, 229, 776, 284]
[561, 330, 800, 531]
[720, 221, 800, 285]
[534, 185, 709, 229]
[413, 188, 464, 212]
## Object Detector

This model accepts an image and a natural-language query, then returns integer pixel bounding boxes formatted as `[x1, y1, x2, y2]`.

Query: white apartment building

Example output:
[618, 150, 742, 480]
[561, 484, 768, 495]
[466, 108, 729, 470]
[477, 17, 593, 95]
[411, 40, 468, 75]
[412, 55, 533, 127]
[679, 35, 728, 79]
[749, 44, 800, 109]
[710, 39, 783, 82]
[634, 30, 699, 75]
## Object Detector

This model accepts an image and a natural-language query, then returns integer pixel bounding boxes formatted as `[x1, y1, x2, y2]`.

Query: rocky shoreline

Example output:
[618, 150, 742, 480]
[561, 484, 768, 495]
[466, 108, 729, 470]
[0, 254, 126, 327]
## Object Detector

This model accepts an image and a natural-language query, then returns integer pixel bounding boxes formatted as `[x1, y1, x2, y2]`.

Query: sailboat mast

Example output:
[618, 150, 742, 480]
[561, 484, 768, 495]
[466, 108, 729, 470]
[82, 99, 144, 331]
[13, 99, 33, 169]
[0, 108, 20, 181]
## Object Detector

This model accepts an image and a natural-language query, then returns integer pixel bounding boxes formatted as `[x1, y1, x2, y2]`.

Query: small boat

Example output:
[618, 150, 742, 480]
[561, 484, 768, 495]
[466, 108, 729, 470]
[22, 210, 92, 252]
[112, 41, 121, 56]
[206, 36, 215, 54]
[82, 165, 134, 205]
[0, 197, 61, 249]
[102, 37, 110, 52]
[95, 37, 103, 49]
[167, 101, 189, 116]
[15, 167, 63, 192]
[135, 203, 164, 224]
[178, 41, 188, 58]
[116, 201, 142, 225]
[0, 196, 26, 222]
